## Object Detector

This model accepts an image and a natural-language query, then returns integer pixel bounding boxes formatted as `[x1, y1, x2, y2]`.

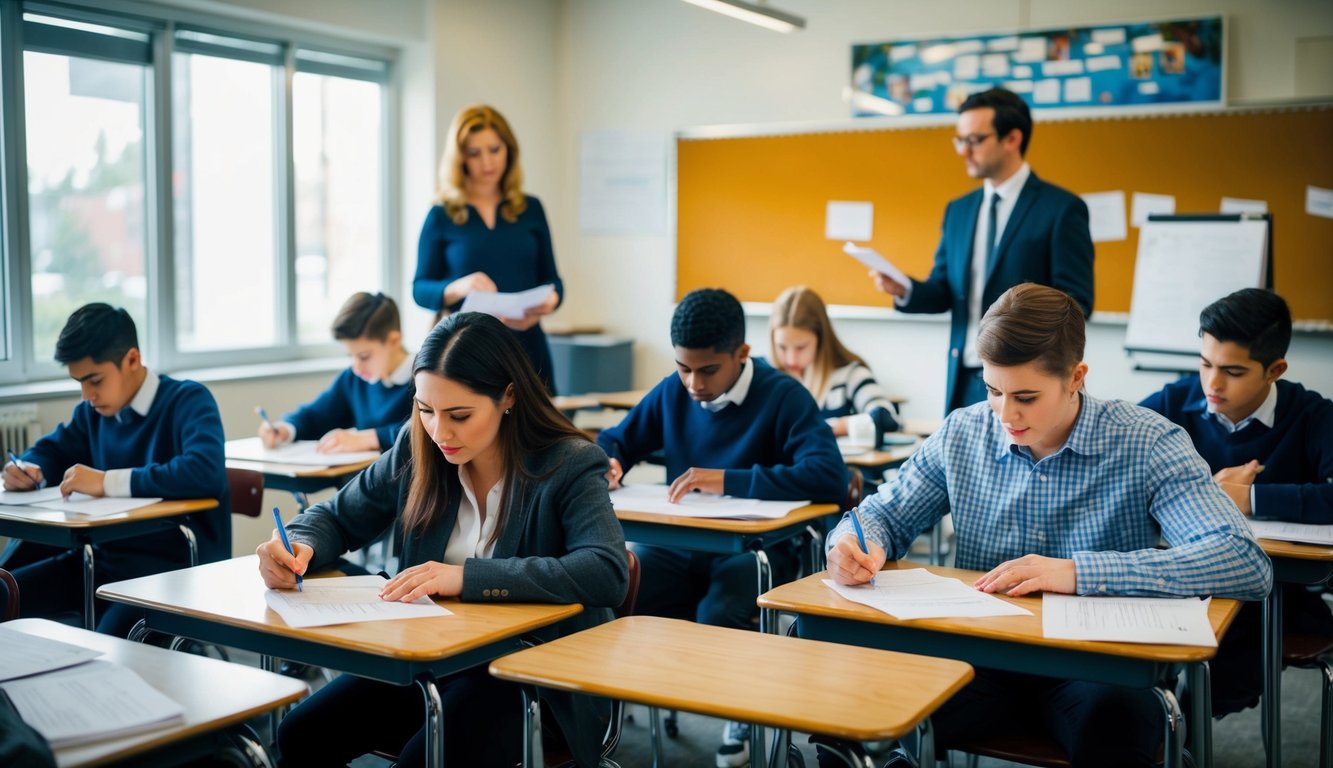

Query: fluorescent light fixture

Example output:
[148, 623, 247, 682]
[681, 0, 806, 33]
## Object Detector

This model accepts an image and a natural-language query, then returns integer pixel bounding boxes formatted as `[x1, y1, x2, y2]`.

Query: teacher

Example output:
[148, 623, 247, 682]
[869, 87, 1094, 413]
[414, 104, 563, 393]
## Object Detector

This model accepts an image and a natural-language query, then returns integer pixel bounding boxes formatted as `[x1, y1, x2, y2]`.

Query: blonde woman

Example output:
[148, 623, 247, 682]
[413, 105, 562, 392]
[770, 285, 898, 437]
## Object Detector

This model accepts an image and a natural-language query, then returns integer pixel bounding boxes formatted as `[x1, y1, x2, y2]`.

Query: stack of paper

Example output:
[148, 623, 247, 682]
[0, 626, 102, 681]
[822, 568, 1033, 620]
[1042, 593, 1215, 646]
[0, 489, 161, 518]
[0, 661, 185, 747]
[225, 437, 381, 467]
[610, 485, 808, 520]
[1247, 519, 1333, 547]
[460, 284, 555, 321]
[265, 575, 454, 628]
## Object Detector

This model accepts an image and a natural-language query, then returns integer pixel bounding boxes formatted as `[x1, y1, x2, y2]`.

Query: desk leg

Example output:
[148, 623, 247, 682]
[520, 687, 544, 768]
[1187, 661, 1213, 768]
[648, 707, 666, 768]
[806, 524, 826, 574]
[1263, 585, 1283, 768]
[178, 524, 198, 567]
[918, 716, 936, 768]
[261, 655, 282, 745]
[755, 547, 773, 635]
[751, 719, 768, 768]
[1152, 684, 1184, 768]
[82, 543, 95, 630]
[417, 675, 443, 767]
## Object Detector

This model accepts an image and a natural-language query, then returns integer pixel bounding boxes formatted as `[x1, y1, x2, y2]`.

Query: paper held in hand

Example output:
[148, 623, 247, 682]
[843, 242, 912, 290]
[460, 284, 555, 321]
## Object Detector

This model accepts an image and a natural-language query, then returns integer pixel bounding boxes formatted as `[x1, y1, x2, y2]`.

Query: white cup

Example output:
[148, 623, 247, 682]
[847, 413, 876, 447]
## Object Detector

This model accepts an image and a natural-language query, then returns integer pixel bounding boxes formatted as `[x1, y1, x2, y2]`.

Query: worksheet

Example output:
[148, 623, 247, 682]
[0, 661, 184, 747]
[0, 626, 101, 682]
[610, 485, 808, 520]
[225, 437, 381, 466]
[823, 569, 1033, 619]
[265, 576, 453, 628]
[1248, 519, 1333, 547]
[1042, 593, 1215, 646]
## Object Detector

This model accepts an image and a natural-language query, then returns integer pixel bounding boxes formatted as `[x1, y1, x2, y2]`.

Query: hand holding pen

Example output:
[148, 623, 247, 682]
[256, 406, 288, 449]
[4, 449, 43, 491]
[850, 509, 877, 586]
[258, 507, 312, 591]
[828, 509, 887, 586]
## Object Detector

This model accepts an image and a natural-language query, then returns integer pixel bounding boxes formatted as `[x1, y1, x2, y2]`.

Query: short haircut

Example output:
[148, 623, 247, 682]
[671, 288, 745, 353]
[1199, 288, 1291, 368]
[55, 303, 139, 365]
[331, 292, 401, 342]
[977, 283, 1085, 376]
[959, 87, 1033, 156]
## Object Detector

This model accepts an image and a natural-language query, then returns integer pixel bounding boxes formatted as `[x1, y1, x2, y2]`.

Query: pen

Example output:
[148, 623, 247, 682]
[849, 508, 876, 586]
[6, 449, 38, 491]
[272, 507, 303, 592]
[255, 406, 276, 431]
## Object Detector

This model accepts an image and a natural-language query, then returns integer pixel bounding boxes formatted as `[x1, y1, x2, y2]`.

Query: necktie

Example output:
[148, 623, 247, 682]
[985, 191, 1002, 271]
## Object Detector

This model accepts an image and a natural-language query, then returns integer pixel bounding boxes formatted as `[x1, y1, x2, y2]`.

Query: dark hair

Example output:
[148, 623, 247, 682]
[959, 87, 1033, 156]
[1199, 288, 1292, 368]
[977, 283, 1085, 376]
[400, 312, 590, 535]
[54, 303, 139, 365]
[331, 292, 401, 342]
[671, 288, 745, 353]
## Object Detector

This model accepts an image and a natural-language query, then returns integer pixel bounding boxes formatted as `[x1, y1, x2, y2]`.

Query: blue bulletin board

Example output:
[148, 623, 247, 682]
[850, 16, 1223, 117]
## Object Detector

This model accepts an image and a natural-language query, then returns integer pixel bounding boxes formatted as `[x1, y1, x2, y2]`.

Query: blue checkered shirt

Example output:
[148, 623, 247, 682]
[830, 394, 1272, 599]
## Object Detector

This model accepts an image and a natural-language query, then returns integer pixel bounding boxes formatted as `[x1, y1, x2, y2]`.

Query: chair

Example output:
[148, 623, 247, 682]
[1, 567, 19, 620]
[228, 467, 266, 520]
[1283, 632, 1333, 768]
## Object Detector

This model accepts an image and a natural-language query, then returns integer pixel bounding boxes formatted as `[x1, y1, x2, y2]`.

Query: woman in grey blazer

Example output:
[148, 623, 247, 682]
[257, 311, 628, 768]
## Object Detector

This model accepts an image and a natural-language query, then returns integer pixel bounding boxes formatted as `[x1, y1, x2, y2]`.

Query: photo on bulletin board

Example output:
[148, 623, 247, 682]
[850, 16, 1223, 116]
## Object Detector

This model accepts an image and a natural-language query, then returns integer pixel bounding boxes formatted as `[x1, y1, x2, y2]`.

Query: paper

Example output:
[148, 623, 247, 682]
[1085, 55, 1123, 73]
[1221, 197, 1268, 214]
[1131, 192, 1176, 227]
[822, 570, 1033, 620]
[981, 54, 1009, 78]
[31, 494, 163, 518]
[1132, 33, 1165, 53]
[0, 626, 102, 682]
[1138, 82, 1161, 96]
[0, 486, 65, 505]
[460, 284, 555, 321]
[1092, 28, 1127, 45]
[0, 661, 184, 747]
[1080, 191, 1128, 243]
[842, 242, 911, 289]
[1032, 79, 1061, 105]
[1042, 594, 1216, 647]
[265, 576, 453, 628]
[1014, 38, 1047, 63]
[1248, 519, 1333, 547]
[1043, 60, 1085, 77]
[825, 201, 874, 241]
[953, 55, 979, 80]
[1308, 185, 1333, 220]
[610, 485, 808, 520]
[578, 131, 667, 234]
[986, 36, 1019, 53]
[225, 437, 381, 467]
[1003, 80, 1034, 94]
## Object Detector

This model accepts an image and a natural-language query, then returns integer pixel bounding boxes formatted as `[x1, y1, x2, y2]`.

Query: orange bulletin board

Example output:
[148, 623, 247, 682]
[676, 105, 1333, 325]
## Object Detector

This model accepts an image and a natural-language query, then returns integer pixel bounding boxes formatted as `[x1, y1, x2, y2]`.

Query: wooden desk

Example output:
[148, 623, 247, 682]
[7, 618, 307, 768]
[758, 563, 1241, 768]
[96, 555, 582, 765]
[841, 440, 918, 475]
[616, 502, 839, 633]
[589, 389, 649, 411]
[550, 394, 600, 413]
[224, 457, 376, 509]
[490, 615, 973, 768]
[900, 417, 943, 437]
[1258, 537, 1333, 768]
[0, 499, 217, 630]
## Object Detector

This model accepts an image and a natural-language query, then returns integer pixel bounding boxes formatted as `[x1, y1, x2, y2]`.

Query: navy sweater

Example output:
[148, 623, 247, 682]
[597, 359, 845, 504]
[22, 374, 231, 562]
[283, 367, 414, 451]
[1140, 376, 1333, 524]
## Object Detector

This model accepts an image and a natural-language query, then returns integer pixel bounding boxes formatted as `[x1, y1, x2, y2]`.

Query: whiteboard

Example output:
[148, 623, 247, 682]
[1124, 218, 1269, 355]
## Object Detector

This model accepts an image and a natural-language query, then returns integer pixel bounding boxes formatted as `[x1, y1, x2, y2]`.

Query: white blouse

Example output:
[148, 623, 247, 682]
[442, 469, 503, 564]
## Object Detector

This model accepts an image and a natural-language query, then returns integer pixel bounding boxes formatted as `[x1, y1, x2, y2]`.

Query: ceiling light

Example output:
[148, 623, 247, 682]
[681, 0, 806, 34]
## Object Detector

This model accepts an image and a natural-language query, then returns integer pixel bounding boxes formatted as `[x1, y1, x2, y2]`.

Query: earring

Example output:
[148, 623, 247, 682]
[505, 408, 511, 415]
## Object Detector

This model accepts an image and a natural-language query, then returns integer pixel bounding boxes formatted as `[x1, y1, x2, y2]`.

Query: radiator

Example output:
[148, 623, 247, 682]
[0, 404, 40, 457]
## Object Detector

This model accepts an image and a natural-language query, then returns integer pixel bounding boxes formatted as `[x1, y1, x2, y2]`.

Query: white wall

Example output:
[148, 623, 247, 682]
[549, 0, 1333, 419]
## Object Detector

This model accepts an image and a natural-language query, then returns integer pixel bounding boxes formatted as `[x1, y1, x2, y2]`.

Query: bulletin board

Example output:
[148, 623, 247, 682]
[675, 105, 1333, 326]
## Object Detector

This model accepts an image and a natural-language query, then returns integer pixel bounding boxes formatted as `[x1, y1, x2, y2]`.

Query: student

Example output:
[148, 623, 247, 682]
[825, 283, 1271, 768]
[1140, 287, 1333, 715]
[1, 304, 229, 636]
[597, 287, 844, 768]
[770, 285, 899, 437]
[258, 311, 628, 768]
[259, 292, 414, 453]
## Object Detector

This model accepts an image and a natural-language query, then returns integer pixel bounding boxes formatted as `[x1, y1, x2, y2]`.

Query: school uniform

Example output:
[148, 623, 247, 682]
[814, 361, 895, 425]
[277, 433, 628, 768]
[828, 393, 1271, 767]
[276, 353, 414, 450]
[596, 357, 845, 629]
[1141, 375, 1333, 715]
[11, 372, 229, 636]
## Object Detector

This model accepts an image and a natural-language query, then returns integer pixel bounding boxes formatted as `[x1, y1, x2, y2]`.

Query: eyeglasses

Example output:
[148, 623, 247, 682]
[951, 132, 995, 150]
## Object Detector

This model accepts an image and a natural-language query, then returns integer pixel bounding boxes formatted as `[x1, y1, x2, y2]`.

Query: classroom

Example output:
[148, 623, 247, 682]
[0, 1, 1331, 767]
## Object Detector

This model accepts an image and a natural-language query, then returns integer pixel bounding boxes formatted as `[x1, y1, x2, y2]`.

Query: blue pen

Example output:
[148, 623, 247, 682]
[272, 507, 303, 592]
[6, 449, 38, 490]
[849, 509, 876, 586]
[255, 406, 276, 431]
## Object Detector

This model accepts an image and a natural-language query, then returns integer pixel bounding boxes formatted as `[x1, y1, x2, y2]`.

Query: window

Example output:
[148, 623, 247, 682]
[0, 2, 395, 385]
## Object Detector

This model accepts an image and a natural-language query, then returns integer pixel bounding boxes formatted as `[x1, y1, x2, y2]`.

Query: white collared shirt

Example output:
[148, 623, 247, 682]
[700, 359, 754, 413]
[962, 162, 1031, 367]
[385, 350, 414, 387]
[1208, 383, 1278, 433]
[103, 371, 161, 497]
[443, 469, 503, 564]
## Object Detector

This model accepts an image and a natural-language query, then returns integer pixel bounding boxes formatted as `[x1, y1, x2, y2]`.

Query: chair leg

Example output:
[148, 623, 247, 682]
[648, 706, 666, 768]
[1321, 659, 1333, 768]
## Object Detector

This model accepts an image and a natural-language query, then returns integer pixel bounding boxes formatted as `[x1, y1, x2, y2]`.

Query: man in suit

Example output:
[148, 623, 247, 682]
[869, 87, 1094, 413]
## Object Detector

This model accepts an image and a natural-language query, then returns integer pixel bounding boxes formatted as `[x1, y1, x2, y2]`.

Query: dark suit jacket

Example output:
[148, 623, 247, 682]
[288, 432, 629, 768]
[898, 172, 1094, 412]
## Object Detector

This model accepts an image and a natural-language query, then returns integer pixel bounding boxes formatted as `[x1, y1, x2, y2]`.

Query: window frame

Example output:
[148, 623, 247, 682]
[0, 0, 398, 386]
